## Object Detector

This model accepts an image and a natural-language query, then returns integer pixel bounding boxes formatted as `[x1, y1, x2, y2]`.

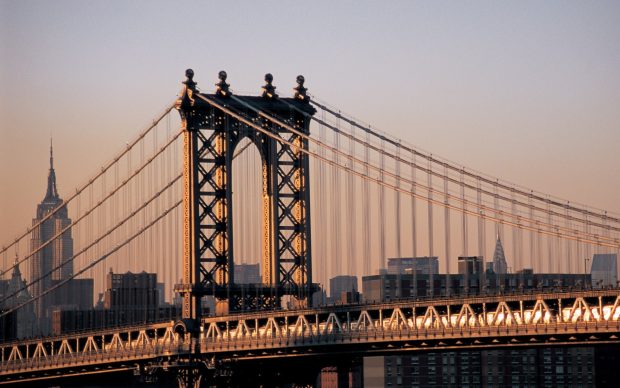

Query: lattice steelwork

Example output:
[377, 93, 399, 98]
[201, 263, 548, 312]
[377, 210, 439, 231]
[3, 289, 620, 385]
[175, 70, 315, 320]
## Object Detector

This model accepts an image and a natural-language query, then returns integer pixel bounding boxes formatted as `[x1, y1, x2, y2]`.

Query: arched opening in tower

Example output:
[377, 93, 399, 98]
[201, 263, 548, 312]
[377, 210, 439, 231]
[231, 137, 264, 289]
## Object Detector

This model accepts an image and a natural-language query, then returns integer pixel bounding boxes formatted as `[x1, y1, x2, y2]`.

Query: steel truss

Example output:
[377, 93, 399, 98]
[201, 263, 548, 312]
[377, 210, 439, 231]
[2, 289, 620, 385]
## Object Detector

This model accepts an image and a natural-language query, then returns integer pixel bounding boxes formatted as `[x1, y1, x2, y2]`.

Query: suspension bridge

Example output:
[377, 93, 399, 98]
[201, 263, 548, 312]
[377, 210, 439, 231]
[0, 69, 619, 386]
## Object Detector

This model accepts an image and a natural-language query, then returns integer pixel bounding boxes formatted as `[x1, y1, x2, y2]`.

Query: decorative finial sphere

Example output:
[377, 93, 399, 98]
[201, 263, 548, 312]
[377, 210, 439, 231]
[297, 75, 305, 85]
[185, 69, 194, 79]
[265, 73, 273, 83]
[218, 71, 227, 81]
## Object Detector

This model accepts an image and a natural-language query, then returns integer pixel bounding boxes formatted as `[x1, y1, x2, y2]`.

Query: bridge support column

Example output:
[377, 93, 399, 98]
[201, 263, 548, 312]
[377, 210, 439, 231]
[176, 367, 203, 388]
[175, 69, 317, 313]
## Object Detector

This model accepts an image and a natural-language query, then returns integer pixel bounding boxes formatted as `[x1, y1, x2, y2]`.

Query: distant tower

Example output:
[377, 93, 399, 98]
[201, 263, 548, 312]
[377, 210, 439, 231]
[1, 255, 37, 339]
[492, 231, 508, 274]
[7, 255, 33, 306]
[30, 140, 74, 324]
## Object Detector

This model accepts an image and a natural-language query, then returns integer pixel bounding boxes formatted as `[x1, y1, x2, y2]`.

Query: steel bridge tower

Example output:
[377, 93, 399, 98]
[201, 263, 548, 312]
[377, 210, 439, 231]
[175, 69, 316, 325]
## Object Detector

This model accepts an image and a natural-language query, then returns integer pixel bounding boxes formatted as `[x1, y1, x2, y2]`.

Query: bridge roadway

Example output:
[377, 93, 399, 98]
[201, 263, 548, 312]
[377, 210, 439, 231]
[2, 289, 620, 384]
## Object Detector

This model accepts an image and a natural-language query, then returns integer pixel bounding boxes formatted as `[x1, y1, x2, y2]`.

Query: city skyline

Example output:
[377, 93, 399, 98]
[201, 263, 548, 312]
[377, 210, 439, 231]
[2, 1, 620, 245]
[0, 3, 619, 384]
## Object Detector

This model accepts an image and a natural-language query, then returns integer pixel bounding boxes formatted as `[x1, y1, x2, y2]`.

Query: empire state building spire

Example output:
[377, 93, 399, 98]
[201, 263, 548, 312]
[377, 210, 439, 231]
[43, 138, 59, 203]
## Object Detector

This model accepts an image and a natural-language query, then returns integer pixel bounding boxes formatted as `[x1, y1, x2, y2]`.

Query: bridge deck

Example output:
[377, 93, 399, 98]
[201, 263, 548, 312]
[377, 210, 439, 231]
[2, 289, 619, 384]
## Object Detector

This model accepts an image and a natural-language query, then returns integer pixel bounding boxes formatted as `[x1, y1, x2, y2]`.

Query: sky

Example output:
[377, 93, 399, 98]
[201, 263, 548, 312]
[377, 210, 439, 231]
[1, 0, 619, 245]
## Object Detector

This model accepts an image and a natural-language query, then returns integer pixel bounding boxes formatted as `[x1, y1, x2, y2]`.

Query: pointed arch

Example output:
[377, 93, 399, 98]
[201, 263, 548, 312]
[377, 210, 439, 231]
[82, 337, 99, 353]
[293, 315, 312, 336]
[456, 304, 478, 327]
[205, 323, 222, 341]
[421, 306, 443, 329]
[355, 311, 375, 331]
[263, 317, 281, 338]
[324, 313, 342, 334]
[491, 302, 517, 326]
[109, 333, 125, 351]
[161, 326, 176, 345]
[135, 330, 151, 349]
[567, 297, 591, 323]
[388, 308, 409, 330]
[32, 343, 48, 359]
[528, 300, 552, 324]
[234, 320, 252, 339]
[58, 340, 73, 356]
[604, 296, 620, 321]
[8, 346, 22, 362]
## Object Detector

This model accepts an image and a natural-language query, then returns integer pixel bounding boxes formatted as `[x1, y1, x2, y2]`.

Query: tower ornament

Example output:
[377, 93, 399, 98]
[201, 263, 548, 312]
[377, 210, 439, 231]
[293, 75, 309, 102]
[180, 68, 197, 107]
[215, 70, 231, 97]
[261, 73, 278, 99]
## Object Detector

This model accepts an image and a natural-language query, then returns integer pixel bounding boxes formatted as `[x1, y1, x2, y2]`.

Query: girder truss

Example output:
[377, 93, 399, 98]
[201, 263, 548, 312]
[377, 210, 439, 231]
[3, 290, 620, 382]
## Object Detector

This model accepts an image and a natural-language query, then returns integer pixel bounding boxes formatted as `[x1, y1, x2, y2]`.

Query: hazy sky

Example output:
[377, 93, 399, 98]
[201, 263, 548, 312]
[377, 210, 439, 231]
[1, 0, 619, 244]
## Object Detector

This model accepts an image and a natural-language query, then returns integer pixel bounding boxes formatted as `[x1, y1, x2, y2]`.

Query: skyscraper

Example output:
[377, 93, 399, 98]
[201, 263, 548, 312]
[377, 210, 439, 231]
[30, 140, 75, 330]
[492, 232, 508, 274]
[0, 255, 36, 339]
[591, 253, 618, 288]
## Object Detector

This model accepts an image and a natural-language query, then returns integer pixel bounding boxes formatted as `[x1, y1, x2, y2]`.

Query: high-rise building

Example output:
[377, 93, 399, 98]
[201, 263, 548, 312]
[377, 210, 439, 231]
[51, 270, 177, 335]
[591, 253, 618, 288]
[371, 346, 610, 387]
[235, 263, 261, 284]
[30, 142, 73, 321]
[104, 270, 159, 311]
[492, 233, 508, 274]
[329, 275, 358, 304]
[457, 256, 483, 275]
[387, 257, 439, 276]
[362, 266, 608, 387]
[30, 142, 92, 334]
[0, 256, 36, 339]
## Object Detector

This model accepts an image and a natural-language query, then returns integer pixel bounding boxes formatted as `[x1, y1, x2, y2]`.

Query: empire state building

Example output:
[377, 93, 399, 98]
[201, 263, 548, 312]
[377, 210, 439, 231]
[30, 141, 74, 325]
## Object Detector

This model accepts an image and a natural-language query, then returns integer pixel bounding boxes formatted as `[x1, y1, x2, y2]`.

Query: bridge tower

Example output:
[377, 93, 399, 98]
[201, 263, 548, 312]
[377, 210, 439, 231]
[175, 69, 316, 325]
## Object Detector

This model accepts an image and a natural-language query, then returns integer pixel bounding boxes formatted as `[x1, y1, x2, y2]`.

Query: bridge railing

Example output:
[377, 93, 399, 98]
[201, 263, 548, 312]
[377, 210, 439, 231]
[1, 290, 620, 379]
[198, 290, 620, 351]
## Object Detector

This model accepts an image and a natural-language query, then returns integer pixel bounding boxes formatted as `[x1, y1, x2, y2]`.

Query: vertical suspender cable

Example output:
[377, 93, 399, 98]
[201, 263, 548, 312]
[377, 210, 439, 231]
[347, 123, 357, 277]
[565, 202, 571, 274]
[395, 143, 402, 297]
[427, 157, 434, 296]
[477, 178, 486, 292]
[547, 199, 553, 273]
[529, 191, 535, 272]
[461, 169, 468, 257]
[411, 150, 417, 298]
[443, 166, 451, 296]
[362, 130, 371, 276]
[319, 109, 327, 289]
[584, 208, 591, 277]
[330, 117, 341, 280]
[379, 138, 386, 271]
[511, 188, 518, 273]
[493, 181, 502, 272]
[411, 151, 417, 258]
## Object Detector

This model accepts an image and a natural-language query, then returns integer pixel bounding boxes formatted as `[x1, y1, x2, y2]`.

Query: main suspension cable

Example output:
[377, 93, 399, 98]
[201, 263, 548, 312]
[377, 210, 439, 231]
[1, 130, 182, 276]
[237, 94, 619, 244]
[0, 102, 176, 257]
[0, 172, 182, 305]
[310, 97, 620, 226]
[285, 97, 620, 235]
[193, 93, 620, 249]
[0, 199, 182, 319]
